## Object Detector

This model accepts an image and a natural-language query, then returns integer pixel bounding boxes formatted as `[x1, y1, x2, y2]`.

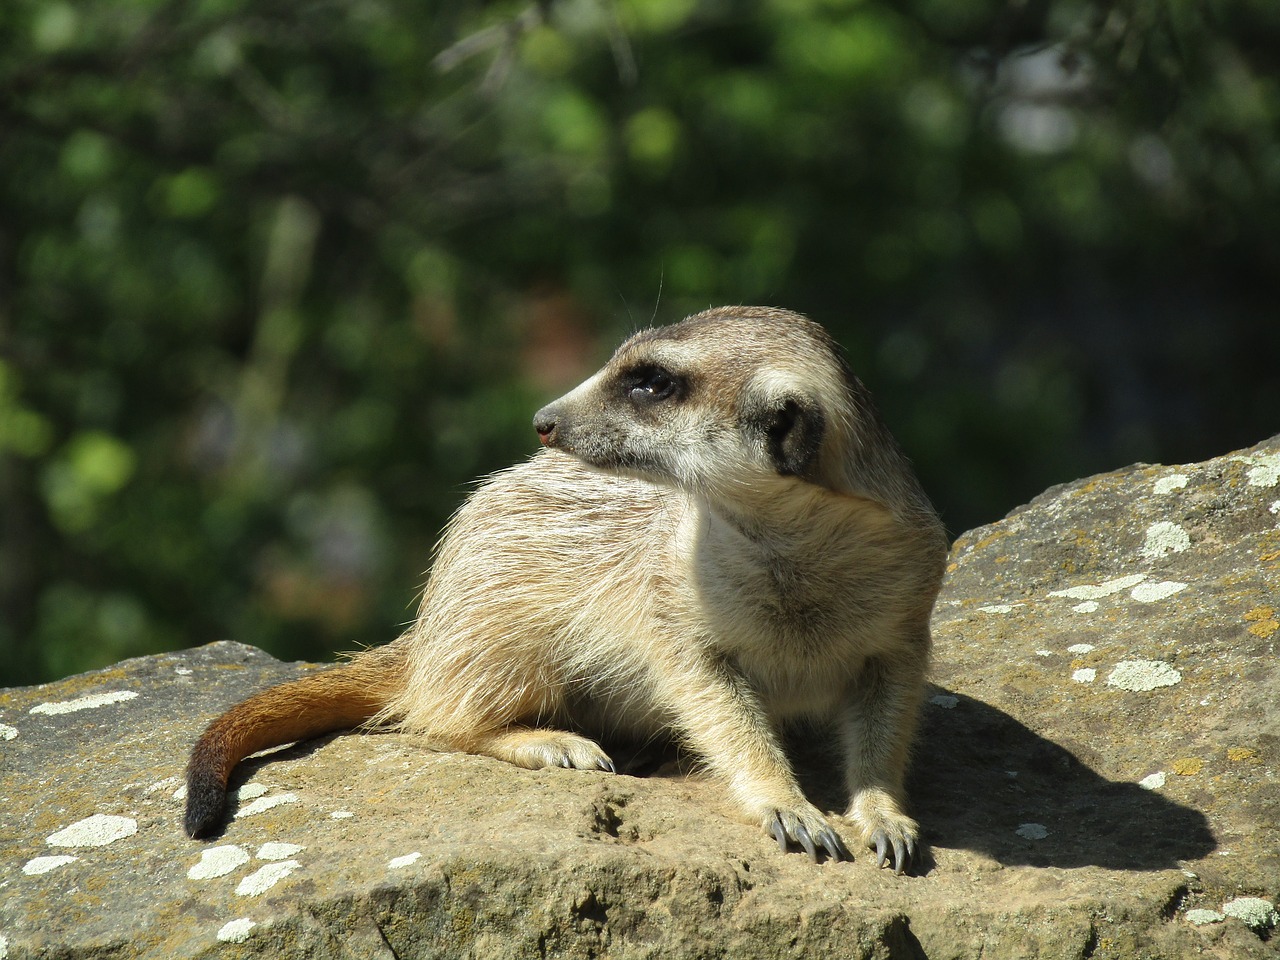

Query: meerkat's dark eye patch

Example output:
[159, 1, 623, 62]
[622, 365, 682, 406]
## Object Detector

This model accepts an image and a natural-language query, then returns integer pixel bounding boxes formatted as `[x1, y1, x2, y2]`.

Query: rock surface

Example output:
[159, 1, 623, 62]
[2, 436, 1278, 959]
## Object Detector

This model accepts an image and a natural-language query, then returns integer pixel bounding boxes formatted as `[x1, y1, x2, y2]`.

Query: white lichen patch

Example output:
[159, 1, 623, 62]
[47, 814, 138, 848]
[1066, 643, 1095, 654]
[1035, 649, 1052, 657]
[1107, 660, 1181, 692]
[1050, 574, 1147, 601]
[235, 860, 300, 896]
[388, 852, 422, 869]
[0, 723, 16, 741]
[1130, 580, 1188, 603]
[216, 919, 258, 943]
[235, 782, 270, 801]
[0, 933, 7, 958]
[29, 690, 138, 715]
[1222, 897, 1278, 930]
[1016, 823, 1049, 840]
[1235, 451, 1280, 488]
[174, 667, 193, 676]
[978, 604, 1018, 614]
[1270, 500, 1280, 516]
[22, 855, 78, 875]
[1138, 772, 1166, 790]
[188, 845, 250, 880]
[929, 694, 958, 709]
[257, 842, 304, 861]
[1153, 474, 1188, 494]
[1185, 909, 1224, 926]
[1072, 668, 1096, 684]
[1071, 601, 1098, 614]
[234, 792, 299, 819]
[330, 810, 354, 819]
[1141, 521, 1190, 559]
[145, 776, 181, 795]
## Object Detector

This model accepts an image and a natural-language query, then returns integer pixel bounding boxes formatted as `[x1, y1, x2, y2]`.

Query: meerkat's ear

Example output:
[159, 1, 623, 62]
[746, 393, 825, 478]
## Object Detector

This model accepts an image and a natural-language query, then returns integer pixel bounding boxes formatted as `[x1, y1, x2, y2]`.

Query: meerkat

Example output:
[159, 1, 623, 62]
[184, 306, 947, 873]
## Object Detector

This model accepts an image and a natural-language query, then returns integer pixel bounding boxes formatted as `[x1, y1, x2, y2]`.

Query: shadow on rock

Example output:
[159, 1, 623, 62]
[900, 686, 1217, 871]
[208, 685, 1215, 874]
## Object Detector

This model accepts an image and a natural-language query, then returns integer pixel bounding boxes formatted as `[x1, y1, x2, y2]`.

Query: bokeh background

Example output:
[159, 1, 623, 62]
[2, 0, 1277, 687]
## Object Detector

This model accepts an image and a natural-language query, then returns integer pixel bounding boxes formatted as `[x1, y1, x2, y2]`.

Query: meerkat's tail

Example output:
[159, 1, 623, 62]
[184, 643, 407, 839]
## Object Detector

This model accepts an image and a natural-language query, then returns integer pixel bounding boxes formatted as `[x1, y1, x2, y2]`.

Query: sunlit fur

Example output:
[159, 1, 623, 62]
[185, 306, 947, 872]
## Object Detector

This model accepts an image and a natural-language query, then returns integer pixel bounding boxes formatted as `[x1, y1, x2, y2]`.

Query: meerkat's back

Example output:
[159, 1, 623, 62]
[383, 450, 689, 748]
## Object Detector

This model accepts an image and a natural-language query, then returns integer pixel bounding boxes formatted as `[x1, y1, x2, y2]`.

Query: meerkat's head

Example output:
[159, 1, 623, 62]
[533, 306, 882, 503]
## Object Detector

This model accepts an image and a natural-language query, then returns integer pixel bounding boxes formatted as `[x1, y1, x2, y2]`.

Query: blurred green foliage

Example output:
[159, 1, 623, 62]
[1, 0, 1277, 685]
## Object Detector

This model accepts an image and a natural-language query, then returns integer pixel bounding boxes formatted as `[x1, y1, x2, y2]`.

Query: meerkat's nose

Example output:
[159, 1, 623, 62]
[533, 407, 558, 446]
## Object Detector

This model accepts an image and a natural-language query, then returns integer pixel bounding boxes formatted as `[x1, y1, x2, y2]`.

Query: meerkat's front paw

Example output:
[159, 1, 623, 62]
[866, 825, 917, 875]
[849, 790, 919, 874]
[762, 804, 853, 863]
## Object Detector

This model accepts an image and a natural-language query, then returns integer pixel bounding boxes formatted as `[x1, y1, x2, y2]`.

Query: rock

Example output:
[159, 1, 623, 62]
[2, 436, 1278, 959]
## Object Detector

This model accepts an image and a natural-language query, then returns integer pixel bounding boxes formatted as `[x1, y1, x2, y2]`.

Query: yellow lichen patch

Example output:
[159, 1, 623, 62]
[1171, 757, 1204, 776]
[946, 562, 959, 574]
[1218, 570, 1260, 591]
[1243, 606, 1279, 638]
[1259, 550, 1280, 563]
[38, 666, 135, 695]
[1227, 747, 1262, 765]
[972, 530, 1011, 552]
[450, 906, 476, 939]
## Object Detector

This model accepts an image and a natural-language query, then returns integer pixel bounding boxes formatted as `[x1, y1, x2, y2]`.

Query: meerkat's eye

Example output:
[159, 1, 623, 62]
[625, 365, 679, 405]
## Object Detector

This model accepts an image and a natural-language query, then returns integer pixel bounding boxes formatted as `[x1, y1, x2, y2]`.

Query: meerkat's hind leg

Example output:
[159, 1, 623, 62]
[473, 727, 618, 773]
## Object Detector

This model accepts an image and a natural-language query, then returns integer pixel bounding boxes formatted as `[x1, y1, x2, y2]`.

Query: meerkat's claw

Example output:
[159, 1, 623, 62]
[794, 821, 818, 861]
[818, 826, 854, 863]
[770, 813, 789, 854]
[768, 811, 853, 863]
[871, 829, 914, 875]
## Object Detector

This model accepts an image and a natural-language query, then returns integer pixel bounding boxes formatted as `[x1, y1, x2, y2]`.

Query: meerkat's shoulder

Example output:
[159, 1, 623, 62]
[451, 449, 679, 538]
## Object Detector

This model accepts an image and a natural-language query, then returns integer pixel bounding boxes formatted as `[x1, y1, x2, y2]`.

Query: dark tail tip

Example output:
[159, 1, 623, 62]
[184, 767, 228, 840]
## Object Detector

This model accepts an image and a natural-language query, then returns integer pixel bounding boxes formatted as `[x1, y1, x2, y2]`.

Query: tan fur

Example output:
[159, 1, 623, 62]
[184, 306, 947, 871]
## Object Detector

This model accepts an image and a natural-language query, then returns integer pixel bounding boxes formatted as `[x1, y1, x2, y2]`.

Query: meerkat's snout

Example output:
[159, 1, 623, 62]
[533, 406, 558, 447]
